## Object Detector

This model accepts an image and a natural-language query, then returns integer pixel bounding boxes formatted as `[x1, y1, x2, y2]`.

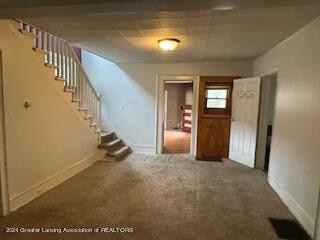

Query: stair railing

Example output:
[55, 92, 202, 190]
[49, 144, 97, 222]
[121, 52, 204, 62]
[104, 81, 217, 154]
[18, 21, 101, 134]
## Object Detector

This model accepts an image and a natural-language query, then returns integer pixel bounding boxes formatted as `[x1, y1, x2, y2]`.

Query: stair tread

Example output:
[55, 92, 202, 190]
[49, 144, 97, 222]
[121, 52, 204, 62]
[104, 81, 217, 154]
[101, 131, 114, 137]
[44, 63, 58, 68]
[101, 138, 121, 148]
[32, 47, 48, 54]
[55, 77, 66, 81]
[64, 89, 74, 92]
[19, 29, 33, 35]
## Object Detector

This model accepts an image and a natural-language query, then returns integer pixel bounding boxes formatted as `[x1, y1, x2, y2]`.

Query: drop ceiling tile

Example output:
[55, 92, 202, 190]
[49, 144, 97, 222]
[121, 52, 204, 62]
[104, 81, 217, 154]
[134, 19, 162, 29]
[185, 16, 212, 26]
[164, 27, 186, 36]
[118, 29, 142, 37]
[160, 18, 186, 28]
[209, 24, 234, 33]
[24, 3, 320, 63]
[187, 26, 210, 35]
[140, 28, 166, 37]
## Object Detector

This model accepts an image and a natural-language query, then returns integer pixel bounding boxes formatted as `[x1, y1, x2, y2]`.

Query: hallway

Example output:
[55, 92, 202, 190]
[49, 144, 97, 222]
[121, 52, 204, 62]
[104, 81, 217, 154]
[0, 154, 297, 240]
[163, 130, 190, 154]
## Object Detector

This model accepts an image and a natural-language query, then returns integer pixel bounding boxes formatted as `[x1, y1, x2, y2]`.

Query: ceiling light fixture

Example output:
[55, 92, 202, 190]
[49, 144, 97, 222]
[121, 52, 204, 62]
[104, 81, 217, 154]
[158, 38, 180, 51]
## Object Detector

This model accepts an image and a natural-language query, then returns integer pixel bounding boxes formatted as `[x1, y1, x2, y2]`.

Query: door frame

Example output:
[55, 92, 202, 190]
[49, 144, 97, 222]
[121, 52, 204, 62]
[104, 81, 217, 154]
[257, 68, 279, 170]
[155, 75, 200, 156]
[0, 50, 10, 216]
[255, 72, 278, 169]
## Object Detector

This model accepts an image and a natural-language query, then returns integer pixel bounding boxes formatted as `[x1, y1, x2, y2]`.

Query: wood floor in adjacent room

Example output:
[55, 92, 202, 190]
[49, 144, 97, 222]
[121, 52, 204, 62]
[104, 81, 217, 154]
[164, 130, 190, 153]
[0, 154, 297, 240]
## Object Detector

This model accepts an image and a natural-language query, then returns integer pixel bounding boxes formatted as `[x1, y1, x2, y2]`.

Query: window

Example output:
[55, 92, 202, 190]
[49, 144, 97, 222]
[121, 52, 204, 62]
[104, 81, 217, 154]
[206, 89, 228, 109]
[204, 85, 232, 116]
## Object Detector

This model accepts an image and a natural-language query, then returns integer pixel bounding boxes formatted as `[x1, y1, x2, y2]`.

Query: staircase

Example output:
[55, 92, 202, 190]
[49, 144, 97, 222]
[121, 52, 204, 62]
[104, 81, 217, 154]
[18, 21, 131, 161]
[99, 132, 131, 161]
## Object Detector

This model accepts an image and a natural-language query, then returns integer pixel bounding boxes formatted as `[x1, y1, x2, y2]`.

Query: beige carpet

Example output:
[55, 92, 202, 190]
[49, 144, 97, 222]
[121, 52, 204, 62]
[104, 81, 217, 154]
[0, 153, 296, 240]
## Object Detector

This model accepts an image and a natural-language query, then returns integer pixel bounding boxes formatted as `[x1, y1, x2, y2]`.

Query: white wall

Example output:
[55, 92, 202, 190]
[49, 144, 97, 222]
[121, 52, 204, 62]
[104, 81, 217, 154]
[0, 20, 98, 211]
[254, 17, 320, 236]
[82, 50, 252, 152]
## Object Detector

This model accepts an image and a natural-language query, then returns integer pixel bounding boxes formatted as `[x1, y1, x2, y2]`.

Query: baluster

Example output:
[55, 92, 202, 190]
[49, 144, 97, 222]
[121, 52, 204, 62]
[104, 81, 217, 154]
[87, 83, 90, 113]
[99, 95, 101, 129]
[76, 64, 81, 103]
[79, 70, 83, 107]
[91, 91, 94, 119]
[19, 22, 24, 31]
[86, 84, 89, 113]
[68, 47, 72, 89]
[74, 63, 77, 99]
[91, 91, 94, 120]
[48, 35, 51, 65]
[43, 32, 48, 63]
[97, 98, 100, 129]
[83, 81, 87, 110]
[62, 41, 66, 81]
[75, 63, 78, 95]
[57, 39, 62, 78]
[38, 30, 42, 50]
[94, 96, 97, 124]
[81, 71, 84, 105]
[32, 28, 37, 49]
[69, 49, 73, 90]
[52, 36, 56, 66]
[65, 43, 70, 89]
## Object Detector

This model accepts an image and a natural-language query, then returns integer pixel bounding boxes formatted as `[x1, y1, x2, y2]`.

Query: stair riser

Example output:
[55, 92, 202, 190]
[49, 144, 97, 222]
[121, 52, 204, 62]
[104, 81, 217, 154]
[106, 141, 123, 152]
[101, 134, 115, 143]
[115, 148, 131, 161]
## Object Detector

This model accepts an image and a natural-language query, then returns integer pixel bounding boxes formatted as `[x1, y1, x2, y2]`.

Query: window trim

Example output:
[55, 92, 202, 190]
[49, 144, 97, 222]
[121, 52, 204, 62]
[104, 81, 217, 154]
[204, 84, 232, 116]
[205, 88, 228, 109]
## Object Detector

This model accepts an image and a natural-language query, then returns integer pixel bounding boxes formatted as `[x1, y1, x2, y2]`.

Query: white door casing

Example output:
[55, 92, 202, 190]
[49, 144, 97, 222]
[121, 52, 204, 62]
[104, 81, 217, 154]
[155, 75, 199, 156]
[229, 77, 261, 168]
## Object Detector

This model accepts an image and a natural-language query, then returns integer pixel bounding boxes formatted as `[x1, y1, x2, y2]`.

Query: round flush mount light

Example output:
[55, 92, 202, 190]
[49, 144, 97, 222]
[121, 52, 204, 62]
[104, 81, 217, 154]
[158, 38, 180, 51]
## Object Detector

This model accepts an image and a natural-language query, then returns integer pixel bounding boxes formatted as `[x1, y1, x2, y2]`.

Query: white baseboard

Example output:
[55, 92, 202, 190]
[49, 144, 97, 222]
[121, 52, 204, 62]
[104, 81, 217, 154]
[131, 144, 155, 154]
[268, 174, 315, 237]
[9, 153, 98, 212]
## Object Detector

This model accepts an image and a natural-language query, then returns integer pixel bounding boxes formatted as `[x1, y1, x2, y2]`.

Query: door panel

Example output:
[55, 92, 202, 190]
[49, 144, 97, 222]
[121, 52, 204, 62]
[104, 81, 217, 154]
[196, 76, 238, 161]
[229, 77, 261, 168]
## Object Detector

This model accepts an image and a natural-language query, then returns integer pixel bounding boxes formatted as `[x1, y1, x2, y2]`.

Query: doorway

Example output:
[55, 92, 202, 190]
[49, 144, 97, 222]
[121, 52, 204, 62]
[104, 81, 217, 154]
[256, 73, 277, 171]
[163, 81, 193, 154]
[155, 75, 199, 156]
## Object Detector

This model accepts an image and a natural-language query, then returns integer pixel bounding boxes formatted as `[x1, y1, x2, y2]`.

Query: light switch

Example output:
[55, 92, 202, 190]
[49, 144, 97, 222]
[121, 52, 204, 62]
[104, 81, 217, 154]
[120, 105, 124, 111]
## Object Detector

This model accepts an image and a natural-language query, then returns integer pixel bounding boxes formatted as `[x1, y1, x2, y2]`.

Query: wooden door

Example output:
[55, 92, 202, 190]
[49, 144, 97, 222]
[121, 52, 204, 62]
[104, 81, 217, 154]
[196, 76, 238, 161]
[229, 77, 261, 168]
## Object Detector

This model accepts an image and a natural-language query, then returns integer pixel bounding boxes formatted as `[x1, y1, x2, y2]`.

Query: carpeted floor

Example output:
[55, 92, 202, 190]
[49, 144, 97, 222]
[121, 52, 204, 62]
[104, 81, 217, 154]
[0, 153, 297, 240]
